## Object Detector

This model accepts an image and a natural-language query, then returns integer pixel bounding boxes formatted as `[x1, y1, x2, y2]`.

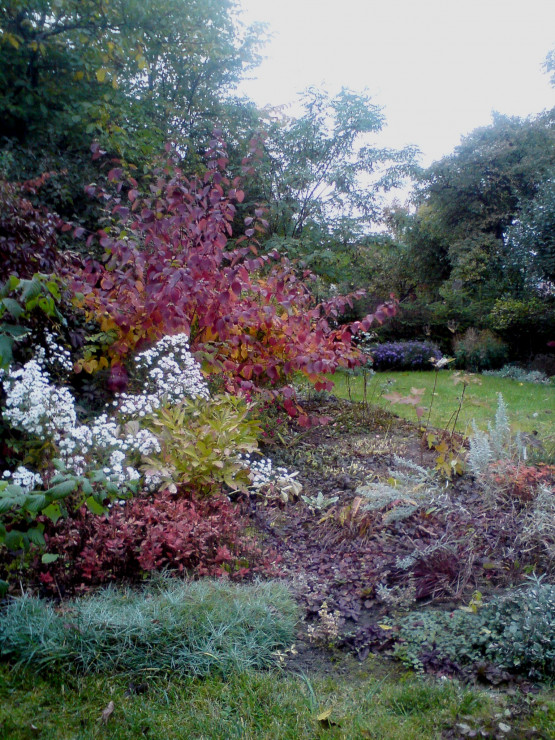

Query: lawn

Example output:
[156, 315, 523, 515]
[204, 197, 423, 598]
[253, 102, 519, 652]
[2, 659, 555, 739]
[330, 369, 555, 437]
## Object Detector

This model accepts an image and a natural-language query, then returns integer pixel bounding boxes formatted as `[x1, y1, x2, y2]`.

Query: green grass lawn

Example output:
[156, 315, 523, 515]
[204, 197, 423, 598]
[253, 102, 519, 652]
[2, 660, 555, 739]
[330, 369, 555, 437]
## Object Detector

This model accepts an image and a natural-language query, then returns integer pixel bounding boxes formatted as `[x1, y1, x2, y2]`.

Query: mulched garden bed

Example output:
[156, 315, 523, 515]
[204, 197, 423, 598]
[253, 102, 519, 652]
[247, 396, 555, 682]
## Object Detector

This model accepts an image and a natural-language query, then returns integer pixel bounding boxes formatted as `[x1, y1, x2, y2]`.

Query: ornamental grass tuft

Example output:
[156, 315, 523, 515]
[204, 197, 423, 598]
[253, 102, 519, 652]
[0, 578, 298, 677]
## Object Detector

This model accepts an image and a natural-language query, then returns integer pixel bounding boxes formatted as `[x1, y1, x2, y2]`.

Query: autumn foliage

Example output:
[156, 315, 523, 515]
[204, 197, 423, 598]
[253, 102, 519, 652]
[73, 139, 395, 395]
[37, 492, 278, 590]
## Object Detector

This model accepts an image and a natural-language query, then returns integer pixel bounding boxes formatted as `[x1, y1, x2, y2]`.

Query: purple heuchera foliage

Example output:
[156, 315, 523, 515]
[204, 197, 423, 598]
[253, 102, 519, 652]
[369, 341, 443, 370]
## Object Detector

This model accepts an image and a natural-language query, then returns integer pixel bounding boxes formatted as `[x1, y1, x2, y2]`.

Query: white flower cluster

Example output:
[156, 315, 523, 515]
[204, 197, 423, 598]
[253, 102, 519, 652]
[3, 359, 78, 440]
[39, 331, 74, 374]
[2, 466, 43, 494]
[242, 454, 302, 499]
[245, 456, 287, 489]
[115, 333, 209, 418]
[1, 360, 159, 486]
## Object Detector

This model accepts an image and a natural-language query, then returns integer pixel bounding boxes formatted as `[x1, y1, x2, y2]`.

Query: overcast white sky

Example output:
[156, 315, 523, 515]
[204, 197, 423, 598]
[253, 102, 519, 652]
[238, 0, 555, 166]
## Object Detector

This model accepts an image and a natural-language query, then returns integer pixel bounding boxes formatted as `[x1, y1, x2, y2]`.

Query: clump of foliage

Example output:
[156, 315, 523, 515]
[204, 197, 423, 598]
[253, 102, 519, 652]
[0, 174, 89, 370]
[517, 482, 555, 566]
[468, 393, 528, 491]
[488, 462, 555, 502]
[482, 364, 553, 384]
[0, 176, 62, 281]
[396, 579, 555, 678]
[37, 491, 278, 589]
[0, 578, 297, 676]
[364, 340, 442, 371]
[453, 328, 508, 371]
[354, 456, 440, 525]
[142, 394, 260, 495]
[74, 142, 393, 396]
[0, 328, 298, 591]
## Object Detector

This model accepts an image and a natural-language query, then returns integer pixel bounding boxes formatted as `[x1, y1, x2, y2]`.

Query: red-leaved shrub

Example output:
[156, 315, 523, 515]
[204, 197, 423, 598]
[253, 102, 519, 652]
[72, 139, 395, 395]
[0, 175, 62, 281]
[39, 491, 279, 591]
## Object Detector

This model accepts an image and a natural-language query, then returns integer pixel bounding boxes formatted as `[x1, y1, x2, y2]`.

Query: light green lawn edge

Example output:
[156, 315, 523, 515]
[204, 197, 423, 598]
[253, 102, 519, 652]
[330, 369, 555, 436]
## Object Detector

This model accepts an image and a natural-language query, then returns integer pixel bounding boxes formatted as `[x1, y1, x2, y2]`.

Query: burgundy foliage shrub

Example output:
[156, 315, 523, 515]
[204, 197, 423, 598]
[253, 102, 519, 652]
[39, 491, 279, 590]
[0, 174, 63, 281]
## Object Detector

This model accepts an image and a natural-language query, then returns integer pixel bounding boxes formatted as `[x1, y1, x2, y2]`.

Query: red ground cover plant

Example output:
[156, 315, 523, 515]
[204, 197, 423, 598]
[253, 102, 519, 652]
[72, 138, 395, 397]
[488, 461, 555, 501]
[38, 491, 280, 591]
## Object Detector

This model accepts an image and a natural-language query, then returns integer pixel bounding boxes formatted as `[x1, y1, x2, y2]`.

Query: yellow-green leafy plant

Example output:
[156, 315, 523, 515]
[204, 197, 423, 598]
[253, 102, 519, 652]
[142, 394, 261, 495]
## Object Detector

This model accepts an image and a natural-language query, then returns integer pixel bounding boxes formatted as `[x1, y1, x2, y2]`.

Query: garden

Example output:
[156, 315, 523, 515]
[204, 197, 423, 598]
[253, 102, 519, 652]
[1, 151, 555, 739]
[1, 2, 555, 737]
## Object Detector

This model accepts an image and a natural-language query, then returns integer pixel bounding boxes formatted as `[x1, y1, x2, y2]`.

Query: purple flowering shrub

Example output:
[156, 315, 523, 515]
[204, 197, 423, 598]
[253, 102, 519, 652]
[368, 341, 443, 371]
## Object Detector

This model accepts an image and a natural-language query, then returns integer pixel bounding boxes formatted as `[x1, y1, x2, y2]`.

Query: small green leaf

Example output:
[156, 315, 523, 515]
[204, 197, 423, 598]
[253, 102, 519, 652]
[24, 493, 46, 512]
[1, 297, 24, 318]
[20, 276, 43, 302]
[27, 527, 46, 547]
[0, 333, 14, 367]
[81, 479, 93, 495]
[1, 324, 31, 338]
[4, 530, 24, 550]
[42, 503, 62, 523]
[41, 553, 59, 564]
[46, 281, 61, 299]
[46, 479, 77, 498]
[85, 496, 107, 515]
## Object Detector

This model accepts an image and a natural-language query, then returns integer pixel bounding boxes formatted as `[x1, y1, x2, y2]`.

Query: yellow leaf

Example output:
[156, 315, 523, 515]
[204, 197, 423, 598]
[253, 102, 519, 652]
[378, 623, 393, 630]
[7, 33, 20, 49]
[317, 709, 333, 721]
[96, 68, 108, 82]
[74, 70, 85, 81]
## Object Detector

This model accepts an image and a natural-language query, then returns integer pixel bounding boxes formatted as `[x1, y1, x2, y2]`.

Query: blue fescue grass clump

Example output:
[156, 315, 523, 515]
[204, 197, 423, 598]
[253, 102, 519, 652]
[0, 578, 298, 676]
[367, 341, 442, 371]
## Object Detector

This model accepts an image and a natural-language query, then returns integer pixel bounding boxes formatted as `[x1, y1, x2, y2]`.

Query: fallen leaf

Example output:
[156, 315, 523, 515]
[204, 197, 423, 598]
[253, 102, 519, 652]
[317, 708, 332, 722]
[99, 700, 115, 724]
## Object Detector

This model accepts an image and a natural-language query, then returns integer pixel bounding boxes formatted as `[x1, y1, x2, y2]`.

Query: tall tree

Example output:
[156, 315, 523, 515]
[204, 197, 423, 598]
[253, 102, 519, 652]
[400, 109, 555, 303]
[505, 172, 555, 289]
[250, 87, 417, 285]
[0, 0, 265, 216]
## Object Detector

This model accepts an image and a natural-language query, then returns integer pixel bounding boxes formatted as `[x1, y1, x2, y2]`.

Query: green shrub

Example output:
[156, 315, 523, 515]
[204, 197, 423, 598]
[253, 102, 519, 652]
[396, 580, 555, 677]
[454, 328, 508, 371]
[488, 296, 549, 333]
[143, 394, 261, 495]
[0, 578, 298, 676]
